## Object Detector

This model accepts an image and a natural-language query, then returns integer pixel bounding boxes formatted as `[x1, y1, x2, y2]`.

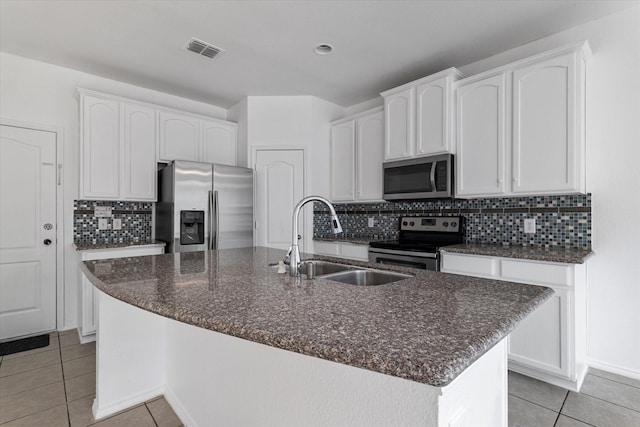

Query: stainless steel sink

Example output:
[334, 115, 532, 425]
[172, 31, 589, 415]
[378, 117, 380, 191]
[298, 260, 354, 276]
[268, 260, 353, 276]
[320, 269, 413, 286]
[269, 259, 412, 285]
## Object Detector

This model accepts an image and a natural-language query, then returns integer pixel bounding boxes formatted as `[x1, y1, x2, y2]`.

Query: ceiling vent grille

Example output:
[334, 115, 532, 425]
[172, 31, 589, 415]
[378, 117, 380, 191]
[185, 37, 224, 60]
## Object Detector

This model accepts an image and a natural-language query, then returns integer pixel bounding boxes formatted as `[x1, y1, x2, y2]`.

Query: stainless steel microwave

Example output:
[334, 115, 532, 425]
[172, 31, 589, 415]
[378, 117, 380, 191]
[383, 154, 454, 200]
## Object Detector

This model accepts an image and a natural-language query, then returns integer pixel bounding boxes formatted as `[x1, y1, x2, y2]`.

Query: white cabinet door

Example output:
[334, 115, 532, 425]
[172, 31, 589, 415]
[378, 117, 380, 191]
[512, 53, 578, 194]
[356, 111, 384, 201]
[456, 73, 507, 197]
[416, 76, 450, 156]
[121, 103, 156, 201]
[509, 289, 570, 378]
[158, 111, 200, 162]
[81, 95, 120, 199]
[384, 87, 415, 160]
[201, 119, 237, 166]
[79, 245, 164, 340]
[330, 120, 356, 202]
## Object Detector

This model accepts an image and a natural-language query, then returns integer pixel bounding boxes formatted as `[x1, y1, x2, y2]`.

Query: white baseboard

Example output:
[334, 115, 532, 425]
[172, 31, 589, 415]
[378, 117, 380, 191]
[93, 386, 165, 421]
[587, 359, 640, 382]
[164, 387, 195, 427]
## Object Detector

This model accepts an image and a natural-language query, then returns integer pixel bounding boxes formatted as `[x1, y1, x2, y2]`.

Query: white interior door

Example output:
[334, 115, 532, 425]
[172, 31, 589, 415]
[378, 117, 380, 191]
[0, 125, 57, 340]
[255, 150, 304, 250]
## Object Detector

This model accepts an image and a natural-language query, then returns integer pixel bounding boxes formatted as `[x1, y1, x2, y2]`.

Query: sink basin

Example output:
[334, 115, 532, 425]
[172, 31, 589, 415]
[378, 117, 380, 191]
[268, 260, 353, 276]
[320, 269, 412, 286]
[298, 260, 354, 276]
[268, 260, 411, 285]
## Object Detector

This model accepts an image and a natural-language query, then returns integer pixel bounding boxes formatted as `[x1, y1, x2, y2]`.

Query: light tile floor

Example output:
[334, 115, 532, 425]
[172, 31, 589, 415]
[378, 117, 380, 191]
[2, 331, 639, 426]
[509, 369, 640, 426]
[0, 331, 182, 427]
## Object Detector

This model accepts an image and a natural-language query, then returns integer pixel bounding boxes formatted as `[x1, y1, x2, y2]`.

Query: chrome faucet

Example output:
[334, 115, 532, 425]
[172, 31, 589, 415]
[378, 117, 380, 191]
[286, 196, 343, 277]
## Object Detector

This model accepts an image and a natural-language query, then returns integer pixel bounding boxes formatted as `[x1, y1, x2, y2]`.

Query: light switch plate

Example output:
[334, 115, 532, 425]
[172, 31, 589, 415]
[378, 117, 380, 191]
[113, 218, 122, 230]
[368, 217, 375, 228]
[98, 218, 109, 230]
[524, 218, 536, 234]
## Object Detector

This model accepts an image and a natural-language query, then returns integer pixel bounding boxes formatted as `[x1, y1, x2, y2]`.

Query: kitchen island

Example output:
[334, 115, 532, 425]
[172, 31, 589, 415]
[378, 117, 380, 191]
[80, 246, 553, 426]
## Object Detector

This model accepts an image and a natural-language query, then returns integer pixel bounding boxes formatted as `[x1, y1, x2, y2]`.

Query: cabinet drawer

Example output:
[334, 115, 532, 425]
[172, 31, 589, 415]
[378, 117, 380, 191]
[500, 259, 571, 287]
[339, 243, 369, 261]
[314, 241, 340, 256]
[441, 253, 497, 277]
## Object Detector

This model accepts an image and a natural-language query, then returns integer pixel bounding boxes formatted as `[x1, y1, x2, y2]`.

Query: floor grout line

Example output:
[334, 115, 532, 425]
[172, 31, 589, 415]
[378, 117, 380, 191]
[552, 390, 570, 426]
[576, 391, 640, 415]
[588, 371, 640, 391]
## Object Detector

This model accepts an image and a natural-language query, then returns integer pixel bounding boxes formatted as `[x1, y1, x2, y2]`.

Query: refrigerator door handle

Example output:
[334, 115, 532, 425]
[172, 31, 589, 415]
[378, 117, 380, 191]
[214, 190, 220, 249]
[208, 190, 214, 250]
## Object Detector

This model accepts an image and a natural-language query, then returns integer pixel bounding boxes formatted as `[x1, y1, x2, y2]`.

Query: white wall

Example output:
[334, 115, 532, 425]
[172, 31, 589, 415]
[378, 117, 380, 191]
[0, 52, 228, 330]
[458, 7, 640, 378]
[238, 96, 344, 252]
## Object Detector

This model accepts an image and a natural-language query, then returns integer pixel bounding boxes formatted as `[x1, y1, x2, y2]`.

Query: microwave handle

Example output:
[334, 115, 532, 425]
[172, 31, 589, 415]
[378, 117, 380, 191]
[430, 162, 437, 191]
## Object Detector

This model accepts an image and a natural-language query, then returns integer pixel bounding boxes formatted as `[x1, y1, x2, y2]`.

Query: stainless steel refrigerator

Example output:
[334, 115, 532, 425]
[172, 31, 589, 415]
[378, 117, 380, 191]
[155, 161, 254, 253]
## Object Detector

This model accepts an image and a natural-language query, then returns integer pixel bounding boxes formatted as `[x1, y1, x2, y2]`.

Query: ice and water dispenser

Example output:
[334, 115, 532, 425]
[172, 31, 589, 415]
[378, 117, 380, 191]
[180, 211, 204, 245]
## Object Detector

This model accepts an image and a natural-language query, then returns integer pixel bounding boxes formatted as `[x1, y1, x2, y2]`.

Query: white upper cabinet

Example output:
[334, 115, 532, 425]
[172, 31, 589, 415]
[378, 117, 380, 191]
[381, 68, 463, 161]
[356, 111, 384, 201]
[330, 120, 356, 202]
[158, 112, 238, 166]
[80, 93, 157, 201]
[200, 119, 237, 166]
[330, 108, 384, 202]
[79, 88, 238, 201]
[456, 73, 507, 197]
[416, 76, 453, 156]
[80, 95, 120, 199]
[121, 103, 156, 201]
[383, 87, 415, 160]
[455, 42, 589, 198]
[158, 111, 200, 162]
[512, 53, 583, 194]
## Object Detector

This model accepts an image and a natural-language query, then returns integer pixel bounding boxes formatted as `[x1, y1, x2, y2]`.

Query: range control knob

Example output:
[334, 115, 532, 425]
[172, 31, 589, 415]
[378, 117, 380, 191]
[451, 221, 457, 228]
[442, 221, 449, 227]
[402, 221, 408, 226]
[409, 221, 415, 226]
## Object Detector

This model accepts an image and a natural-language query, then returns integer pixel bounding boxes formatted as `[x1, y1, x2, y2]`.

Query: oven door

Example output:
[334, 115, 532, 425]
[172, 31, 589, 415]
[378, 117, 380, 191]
[368, 247, 438, 271]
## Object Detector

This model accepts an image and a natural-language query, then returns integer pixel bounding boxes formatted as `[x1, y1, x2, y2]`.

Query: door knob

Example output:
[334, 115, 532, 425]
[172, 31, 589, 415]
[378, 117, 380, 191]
[43, 239, 52, 246]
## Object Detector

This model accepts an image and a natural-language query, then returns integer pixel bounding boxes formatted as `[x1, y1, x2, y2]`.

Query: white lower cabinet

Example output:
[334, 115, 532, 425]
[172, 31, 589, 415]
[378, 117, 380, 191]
[313, 241, 369, 262]
[440, 251, 587, 391]
[77, 245, 164, 342]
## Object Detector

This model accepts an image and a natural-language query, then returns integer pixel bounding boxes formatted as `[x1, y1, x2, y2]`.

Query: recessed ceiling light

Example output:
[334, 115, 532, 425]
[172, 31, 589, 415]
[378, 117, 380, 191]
[314, 43, 333, 55]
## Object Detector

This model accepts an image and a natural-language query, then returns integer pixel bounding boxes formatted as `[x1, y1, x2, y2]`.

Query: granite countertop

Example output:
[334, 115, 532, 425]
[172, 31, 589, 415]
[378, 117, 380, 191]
[442, 243, 593, 264]
[74, 240, 166, 251]
[79, 246, 553, 387]
[313, 237, 373, 245]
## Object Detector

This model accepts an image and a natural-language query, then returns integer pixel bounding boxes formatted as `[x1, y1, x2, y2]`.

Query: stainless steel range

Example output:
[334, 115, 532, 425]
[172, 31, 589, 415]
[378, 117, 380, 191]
[368, 216, 465, 271]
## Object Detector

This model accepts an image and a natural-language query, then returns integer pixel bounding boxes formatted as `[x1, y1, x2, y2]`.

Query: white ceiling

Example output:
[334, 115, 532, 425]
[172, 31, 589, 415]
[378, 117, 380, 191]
[1, 0, 637, 108]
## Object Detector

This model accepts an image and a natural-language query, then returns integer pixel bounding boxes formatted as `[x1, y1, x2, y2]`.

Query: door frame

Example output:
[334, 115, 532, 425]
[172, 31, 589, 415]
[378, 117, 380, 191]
[250, 146, 311, 252]
[1, 117, 65, 332]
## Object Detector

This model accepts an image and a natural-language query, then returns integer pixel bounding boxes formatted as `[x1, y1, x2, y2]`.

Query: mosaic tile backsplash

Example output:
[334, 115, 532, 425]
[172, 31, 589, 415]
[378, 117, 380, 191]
[314, 194, 591, 249]
[74, 200, 153, 245]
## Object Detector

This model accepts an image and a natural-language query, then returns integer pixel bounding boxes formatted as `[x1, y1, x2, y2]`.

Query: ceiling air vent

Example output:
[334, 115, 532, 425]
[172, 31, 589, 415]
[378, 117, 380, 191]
[185, 37, 224, 60]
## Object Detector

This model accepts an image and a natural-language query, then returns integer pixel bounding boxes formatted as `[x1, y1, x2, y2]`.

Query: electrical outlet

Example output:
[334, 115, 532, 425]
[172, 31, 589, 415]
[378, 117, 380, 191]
[113, 218, 122, 230]
[368, 217, 375, 228]
[524, 218, 536, 234]
[98, 218, 109, 230]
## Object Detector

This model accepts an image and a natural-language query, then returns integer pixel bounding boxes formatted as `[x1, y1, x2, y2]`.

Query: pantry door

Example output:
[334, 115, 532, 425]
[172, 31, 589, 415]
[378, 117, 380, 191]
[254, 149, 304, 251]
[0, 124, 57, 340]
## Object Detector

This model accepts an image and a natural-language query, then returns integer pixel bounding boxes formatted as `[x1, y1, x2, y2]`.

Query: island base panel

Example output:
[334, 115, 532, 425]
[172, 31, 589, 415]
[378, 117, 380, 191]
[95, 290, 508, 426]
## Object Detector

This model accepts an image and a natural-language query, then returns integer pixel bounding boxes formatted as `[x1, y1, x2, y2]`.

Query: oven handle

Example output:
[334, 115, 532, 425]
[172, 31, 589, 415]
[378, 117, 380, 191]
[368, 247, 437, 259]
